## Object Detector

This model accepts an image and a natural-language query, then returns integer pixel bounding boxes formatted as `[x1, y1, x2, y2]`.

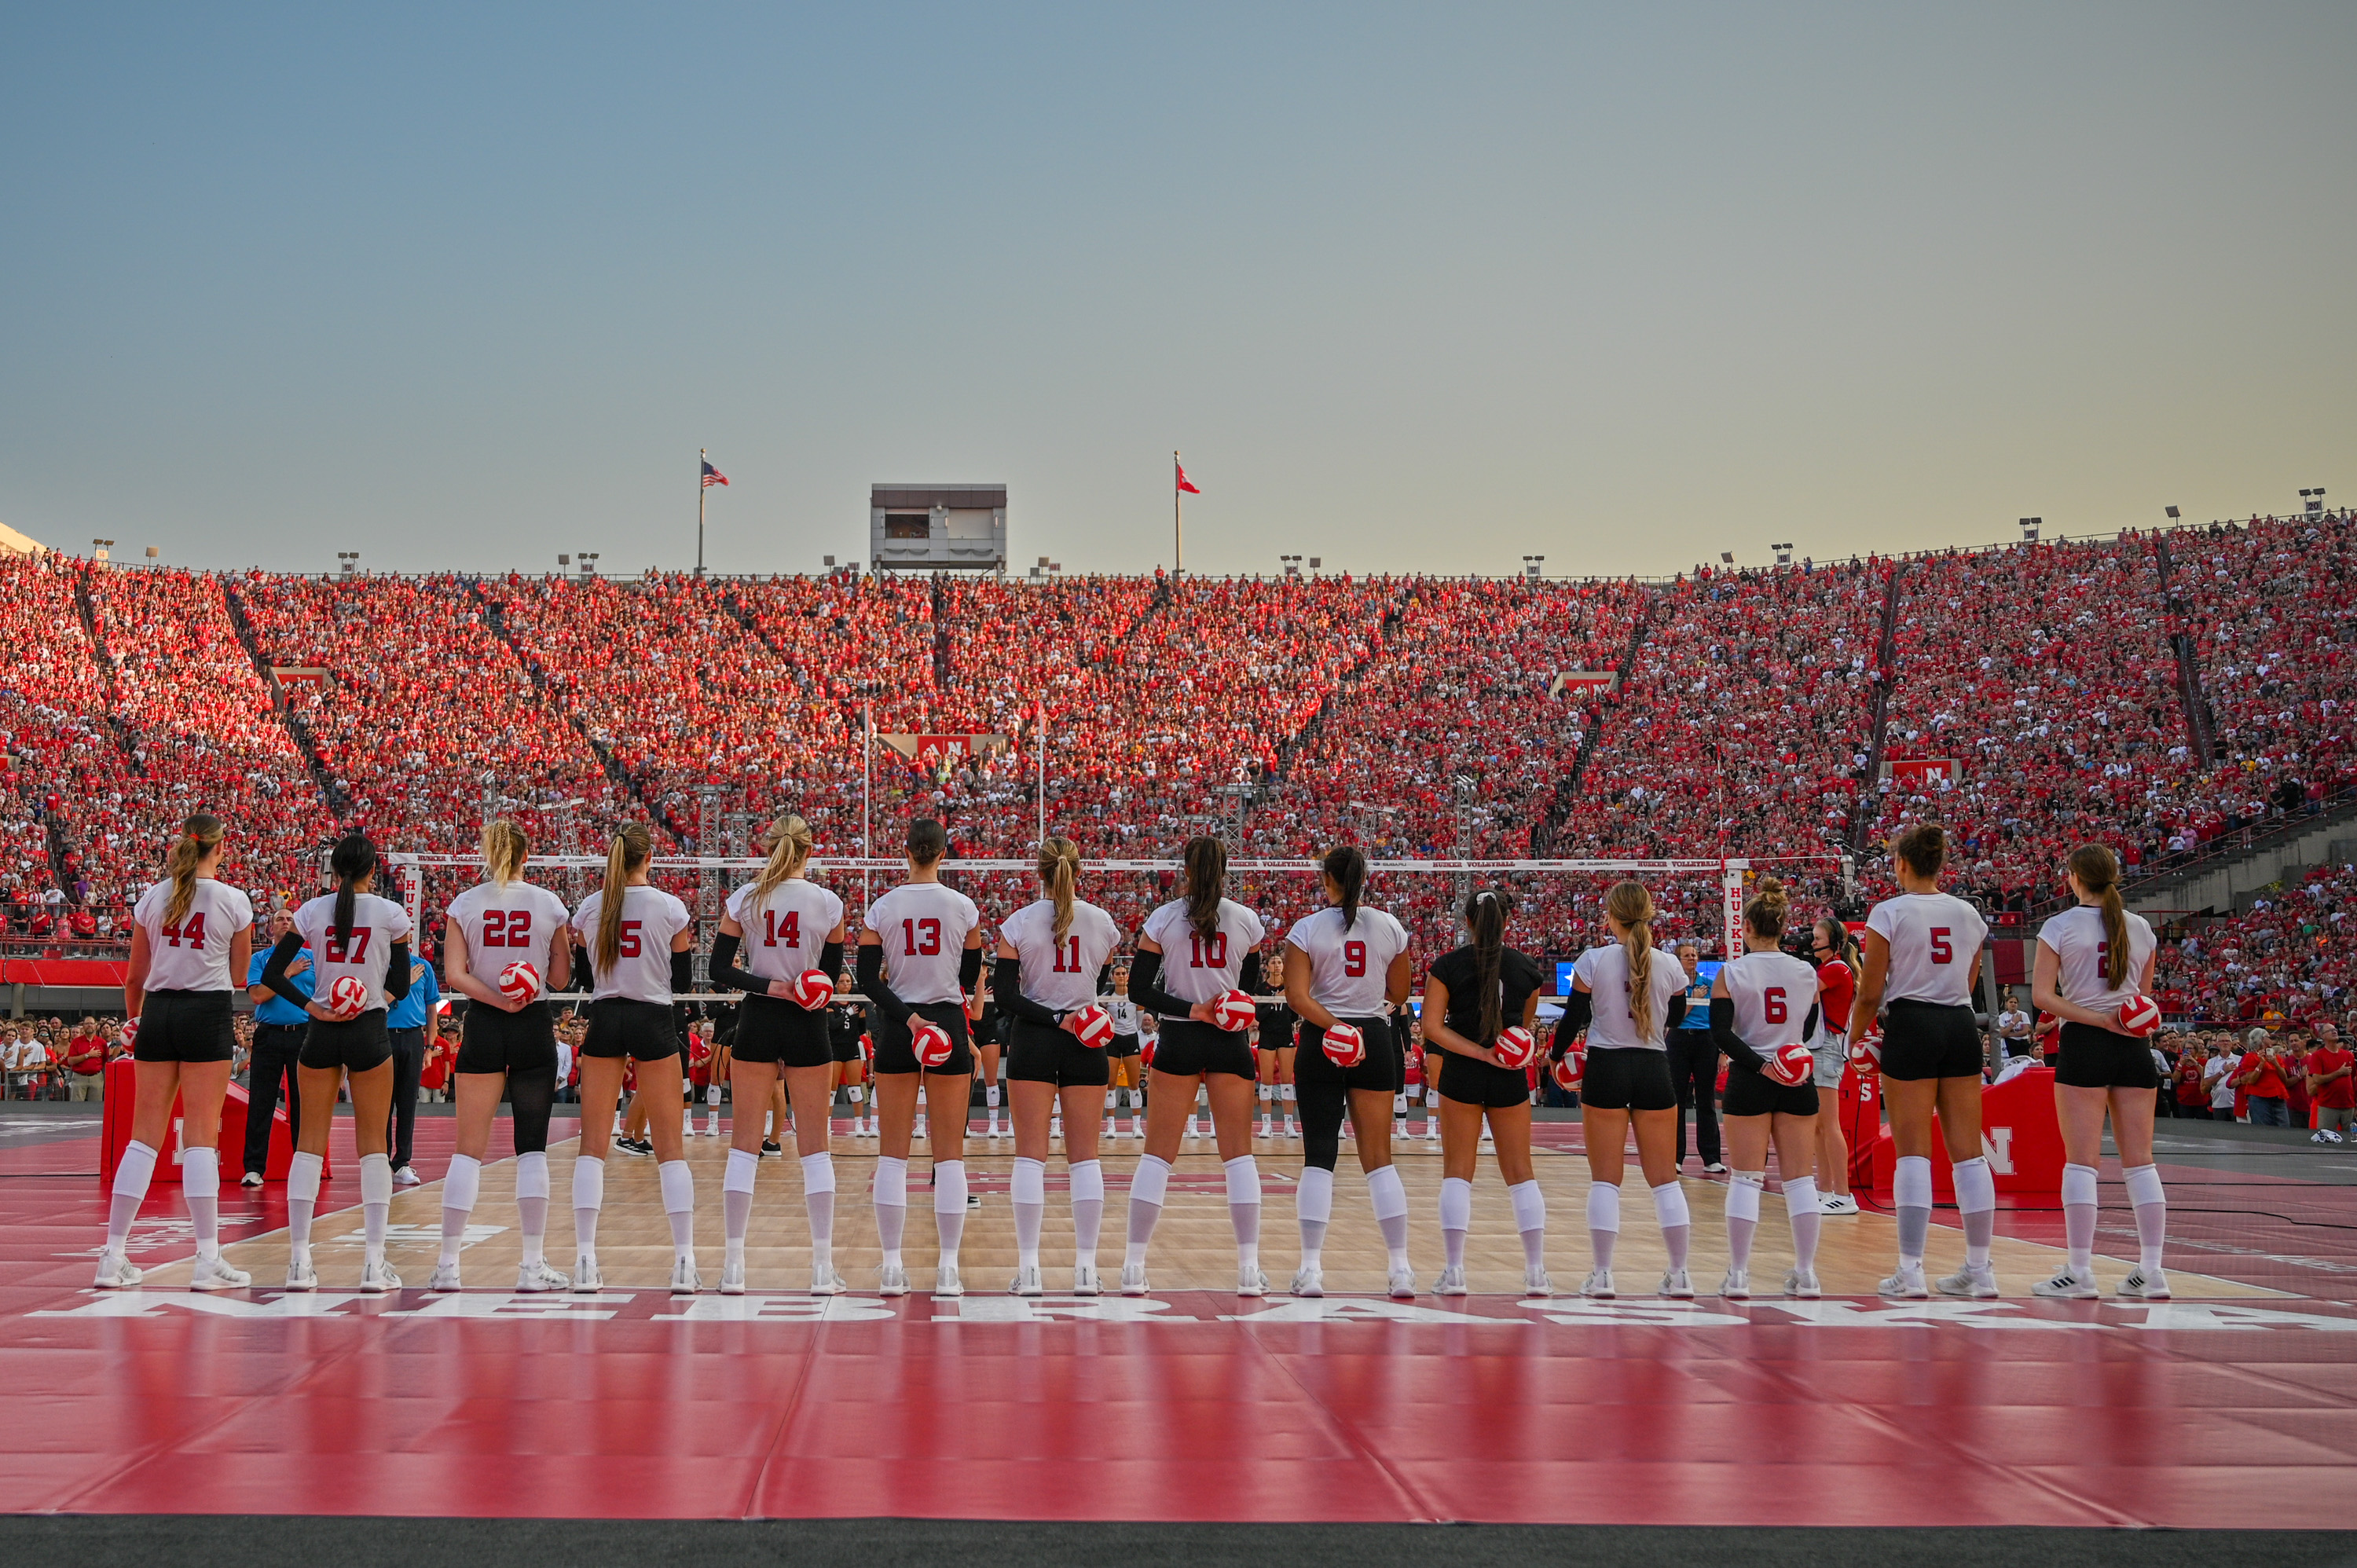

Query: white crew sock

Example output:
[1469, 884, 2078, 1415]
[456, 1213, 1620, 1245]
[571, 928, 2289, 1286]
[1952, 1155, 1996, 1270]
[1587, 1180, 1621, 1271]
[1650, 1180, 1690, 1273]
[1225, 1155, 1262, 1269]
[1013, 1156, 1047, 1270]
[180, 1145, 221, 1262]
[1439, 1175, 1472, 1270]
[288, 1149, 323, 1256]
[2062, 1161, 2099, 1273]
[1069, 1159, 1105, 1267]
[2124, 1162, 2167, 1274]
[1508, 1178, 1546, 1270]
[515, 1151, 551, 1267]
[1725, 1173, 1765, 1273]
[108, 1139, 158, 1252]
[573, 1154, 605, 1261]
[874, 1155, 908, 1264]
[1296, 1164, 1335, 1265]
[1893, 1154, 1932, 1266]
[1367, 1163, 1410, 1272]
[724, 1147, 759, 1262]
[934, 1160, 967, 1266]
[1783, 1176, 1821, 1273]
[359, 1152, 393, 1266]
[1125, 1154, 1171, 1269]
[801, 1151, 837, 1263]
[441, 1152, 482, 1266]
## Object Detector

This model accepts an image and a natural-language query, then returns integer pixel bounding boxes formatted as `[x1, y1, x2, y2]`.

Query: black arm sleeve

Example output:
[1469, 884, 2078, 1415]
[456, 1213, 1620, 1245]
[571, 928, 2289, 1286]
[1095, 963, 1114, 994]
[708, 930, 764, 995]
[1552, 989, 1593, 1055]
[993, 956, 1061, 1028]
[819, 940, 844, 982]
[1666, 995, 1689, 1031]
[259, 932, 308, 1007]
[1710, 996, 1766, 1071]
[959, 944, 983, 991]
[1802, 1002, 1820, 1042]
[669, 948, 693, 998]
[856, 943, 912, 1026]
[383, 940, 413, 1002]
[1239, 951, 1266, 994]
[1126, 949, 1196, 1020]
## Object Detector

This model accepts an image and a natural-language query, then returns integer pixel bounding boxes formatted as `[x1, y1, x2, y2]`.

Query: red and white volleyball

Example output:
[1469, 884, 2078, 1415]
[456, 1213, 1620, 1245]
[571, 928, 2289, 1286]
[1321, 1021, 1365, 1068]
[1769, 1041, 1814, 1086]
[2117, 995, 2161, 1037]
[497, 961, 541, 1006]
[327, 976, 369, 1019]
[1210, 990, 1257, 1033]
[909, 1020, 955, 1068]
[1493, 1026, 1538, 1070]
[790, 969, 834, 1010]
[1069, 1003, 1114, 1048]
[1552, 1045, 1587, 1091]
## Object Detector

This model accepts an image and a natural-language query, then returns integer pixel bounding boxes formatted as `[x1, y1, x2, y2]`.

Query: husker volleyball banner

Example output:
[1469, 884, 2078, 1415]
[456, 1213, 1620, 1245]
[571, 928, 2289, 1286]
[878, 734, 1012, 765]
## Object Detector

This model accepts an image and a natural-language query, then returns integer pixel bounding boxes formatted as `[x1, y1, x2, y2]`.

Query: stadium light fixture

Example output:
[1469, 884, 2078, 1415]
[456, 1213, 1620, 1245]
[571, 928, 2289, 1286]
[1771, 542, 1793, 567]
[1307, 558, 1322, 573]
[1719, 551, 1734, 565]
[579, 552, 599, 577]
[1280, 553, 1302, 578]
[337, 551, 360, 576]
[2018, 517, 2041, 542]
[1522, 555, 1545, 580]
[2304, 488, 2326, 515]
[2164, 506, 2180, 521]
[823, 555, 836, 568]
[91, 537, 113, 564]
[558, 554, 570, 567]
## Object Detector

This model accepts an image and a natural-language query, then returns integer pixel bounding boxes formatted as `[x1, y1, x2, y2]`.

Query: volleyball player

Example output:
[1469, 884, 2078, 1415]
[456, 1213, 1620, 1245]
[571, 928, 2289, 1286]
[1710, 877, 1824, 1299]
[432, 819, 574, 1291]
[567, 823, 698, 1294]
[2031, 844, 2170, 1299]
[1285, 846, 1417, 1299]
[1559, 881, 1692, 1299]
[836, 995, 872, 1137]
[1123, 835, 1271, 1295]
[96, 814, 255, 1291]
[708, 813, 848, 1295]
[262, 833, 416, 1292]
[1419, 889, 1550, 1296]
[1103, 967, 1143, 1138]
[1850, 823, 1993, 1299]
[1809, 915, 1862, 1216]
[856, 818, 984, 1297]
[995, 837, 1124, 1295]
[1267, 946, 1300, 1138]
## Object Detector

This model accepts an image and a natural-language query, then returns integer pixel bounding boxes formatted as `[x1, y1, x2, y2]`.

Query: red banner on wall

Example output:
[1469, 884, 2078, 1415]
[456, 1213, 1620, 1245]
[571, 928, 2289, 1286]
[878, 734, 1012, 765]
[1882, 757, 1963, 784]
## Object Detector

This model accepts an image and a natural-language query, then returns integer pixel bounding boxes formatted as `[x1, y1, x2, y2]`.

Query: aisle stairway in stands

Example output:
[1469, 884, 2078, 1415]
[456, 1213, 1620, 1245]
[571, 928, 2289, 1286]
[220, 583, 357, 825]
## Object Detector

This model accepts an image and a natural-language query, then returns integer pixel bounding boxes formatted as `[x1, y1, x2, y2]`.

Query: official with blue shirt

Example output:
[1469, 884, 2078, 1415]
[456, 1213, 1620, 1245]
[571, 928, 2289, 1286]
[383, 945, 441, 1185]
[243, 907, 314, 1185]
[1668, 940, 1725, 1174]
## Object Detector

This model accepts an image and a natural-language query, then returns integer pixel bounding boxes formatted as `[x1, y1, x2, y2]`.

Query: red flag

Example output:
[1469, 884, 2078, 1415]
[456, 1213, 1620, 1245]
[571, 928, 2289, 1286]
[702, 460, 729, 488]
[1175, 462, 1200, 495]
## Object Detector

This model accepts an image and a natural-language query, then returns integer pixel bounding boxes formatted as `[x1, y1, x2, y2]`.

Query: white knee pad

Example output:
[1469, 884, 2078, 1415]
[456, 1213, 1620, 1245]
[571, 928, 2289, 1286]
[571, 1155, 605, 1211]
[724, 1147, 760, 1195]
[2123, 1163, 2165, 1209]
[359, 1152, 393, 1207]
[1131, 1154, 1171, 1207]
[1223, 1155, 1261, 1207]
[515, 1151, 551, 1202]
[799, 1151, 835, 1196]
[1649, 1180, 1690, 1229]
[985, 1085, 1000, 1109]
[1013, 1156, 1047, 1207]
[1069, 1160, 1105, 1203]
[2062, 1162, 2100, 1207]
[933, 1160, 967, 1214]
[1951, 1156, 1996, 1214]
[874, 1155, 908, 1207]
[1893, 1154, 1933, 1210]
[1259, 1084, 1274, 1105]
[1726, 1174, 1765, 1223]
[1296, 1164, 1335, 1223]
[443, 1152, 483, 1212]
[1439, 1176, 1472, 1232]
[1280, 1084, 1296, 1105]
[847, 1084, 865, 1105]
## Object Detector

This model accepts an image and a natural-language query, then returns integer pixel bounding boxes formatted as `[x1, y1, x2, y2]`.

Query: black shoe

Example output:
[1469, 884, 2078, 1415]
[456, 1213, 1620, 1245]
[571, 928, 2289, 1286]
[761, 1138, 783, 1157]
[616, 1137, 654, 1156]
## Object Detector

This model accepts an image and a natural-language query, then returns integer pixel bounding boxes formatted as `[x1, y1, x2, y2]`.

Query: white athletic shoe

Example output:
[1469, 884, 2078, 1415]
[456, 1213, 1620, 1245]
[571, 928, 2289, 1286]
[1702, 1162, 1727, 1175]
[1289, 1262, 1325, 1298]
[1937, 1264, 2000, 1299]
[1434, 1265, 1468, 1297]
[720, 1257, 746, 1295]
[393, 1166, 421, 1188]
[1523, 1267, 1552, 1298]
[1072, 1263, 1101, 1296]
[1718, 1267, 1750, 1300]
[669, 1255, 702, 1295]
[1818, 1192, 1860, 1216]
[1120, 1262, 1150, 1296]
[427, 1261, 464, 1292]
[1424, 1123, 1440, 1143]
[2032, 1267, 2099, 1300]
[1186, 1119, 1203, 1139]
[878, 1262, 910, 1296]
[706, 1116, 721, 1137]
[285, 1252, 318, 1291]
[572, 1255, 603, 1293]
[1386, 1266, 1417, 1299]
[516, 1259, 570, 1292]
[190, 1255, 251, 1291]
[810, 1262, 847, 1295]
[1238, 1263, 1270, 1298]
[2116, 1267, 2171, 1301]
[1579, 1267, 1616, 1299]
[359, 1258, 402, 1295]
[933, 1264, 964, 1298]
[1784, 1268, 1823, 1299]
[1659, 1268, 1695, 1300]
[1103, 1120, 1116, 1139]
[240, 1171, 263, 1189]
[1010, 1264, 1045, 1298]
[1285, 1119, 1299, 1139]
[1877, 1264, 1930, 1299]
[1050, 1118, 1063, 1141]
[93, 1251, 142, 1289]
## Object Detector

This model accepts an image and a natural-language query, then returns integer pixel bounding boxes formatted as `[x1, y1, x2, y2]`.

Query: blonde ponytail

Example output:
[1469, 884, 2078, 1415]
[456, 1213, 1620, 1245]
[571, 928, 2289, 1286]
[482, 818, 530, 889]
[597, 822, 653, 974]
[163, 813, 224, 927]
[1039, 836, 1081, 944]
[2069, 843, 2130, 989]
[1606, 879, 1659, 1039]
[749, 813, 815, 907]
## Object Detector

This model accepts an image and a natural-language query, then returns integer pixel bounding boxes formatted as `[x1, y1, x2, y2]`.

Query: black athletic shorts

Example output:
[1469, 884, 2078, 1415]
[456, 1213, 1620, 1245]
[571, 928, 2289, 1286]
[1107, 1032, 1141, 1059]
[1879, 1000, 1983, 1082]
[1438, 1051, 1530, 1109]
[1259, 1011, 1296, 1053]
[871, 1001, 973, 1076]
[581, 998, 680, 1062]
[831, 1020, 861, 1064]
[456, 1001, 557, 1075]
[134, 989, 235, 1064]
[2055, 1020, 2162, 1090]
[730, 993, 834, 1068]
[1578, 1046, 1677, 1112]
[300, 1009, 394, 1073]
[1721, 1063, 1822, 1119]
[1149, 1017, 1255, 1079]
[1296, 1015, 1402, 1095]
[1007, 1019, 1112, 1088]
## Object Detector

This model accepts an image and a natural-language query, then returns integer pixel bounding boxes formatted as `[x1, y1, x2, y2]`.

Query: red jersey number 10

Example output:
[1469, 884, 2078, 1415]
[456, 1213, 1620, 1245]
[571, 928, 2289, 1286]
[1186, 932, 1229, 969]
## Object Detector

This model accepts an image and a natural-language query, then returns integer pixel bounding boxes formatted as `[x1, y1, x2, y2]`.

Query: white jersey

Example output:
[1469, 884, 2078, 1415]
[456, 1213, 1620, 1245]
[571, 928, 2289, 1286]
[2037, 903, 2157, 1014]
[294, 892, 415, 1014]
[445, 880, 572, 993]
[1720, 949, 1821, 1052]
[1571, 941, 1690, 1052]
[863, 881, 981, 1006]
[570, 885, 693, 1005]
[725, 877, 846, 983]
[1286, 904, 1411, 1017]
[132, 877, 253, 991]
[1104, 993, 1142, 1035]
[1865, 892, 1989, 1007]
[1140, 898, 1266, 1012]
[999, 898, 1123, 1014]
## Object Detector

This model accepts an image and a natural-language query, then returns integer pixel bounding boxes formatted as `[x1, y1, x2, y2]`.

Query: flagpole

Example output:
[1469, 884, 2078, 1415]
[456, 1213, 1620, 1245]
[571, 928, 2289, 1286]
[1172, 449, 1182, 575]
[1036, 700, 1048, 848]
[861, 700, 873, 907]
[697, 448, 707, 576]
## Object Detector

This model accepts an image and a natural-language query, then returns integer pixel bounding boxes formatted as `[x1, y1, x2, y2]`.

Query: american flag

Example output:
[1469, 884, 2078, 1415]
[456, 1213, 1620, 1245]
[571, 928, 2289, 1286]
[702, 460, 729, 489]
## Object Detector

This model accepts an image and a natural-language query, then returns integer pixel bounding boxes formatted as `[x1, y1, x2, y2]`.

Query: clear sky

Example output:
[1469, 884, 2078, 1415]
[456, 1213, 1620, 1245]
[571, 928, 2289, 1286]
[2, 4, 2349, 580]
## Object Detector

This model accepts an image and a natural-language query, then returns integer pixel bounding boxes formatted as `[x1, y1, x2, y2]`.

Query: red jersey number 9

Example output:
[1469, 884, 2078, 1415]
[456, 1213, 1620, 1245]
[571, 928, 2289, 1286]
[1343, 940, 1366, 979]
